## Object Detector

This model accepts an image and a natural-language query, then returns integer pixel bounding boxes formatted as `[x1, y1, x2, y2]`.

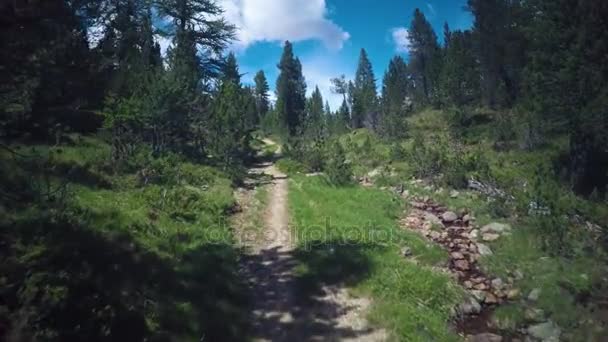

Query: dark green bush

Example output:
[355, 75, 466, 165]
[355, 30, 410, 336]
[325, 142, 353, 186]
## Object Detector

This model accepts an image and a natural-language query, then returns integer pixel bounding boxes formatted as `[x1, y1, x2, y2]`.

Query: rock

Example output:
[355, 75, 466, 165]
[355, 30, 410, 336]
[464, 280, 474, 289]
[430, 231, 441, 240]
[477, 243, 493, 256]
[513, 269, 524, 280]
[450, 190, 460, 198]
[459, 296, 482, 315]
[470, 229, 480, 240]
[451, 252, 466, 260]
[481, 222, 512, 234]
[467, 333, 503, 342]
[402, 247, 413, 257]
[484, 292, 498, 304]
[474, 283, 488, 291]
[463, 214, 472, 223]
[470, 290, 486, 302]
[411, 201, 427, 210]
[507, 289, 520, 300]
[527, 321, 561, 342]
[482, 233, 500, 241]
[424, 212, 443, 226]
[525, 308, 546, 322]
[491, 278, 505, 290]
[442, 211, 458, 223]
[528, 288, 542, 302]
[455, 260, 470, 271]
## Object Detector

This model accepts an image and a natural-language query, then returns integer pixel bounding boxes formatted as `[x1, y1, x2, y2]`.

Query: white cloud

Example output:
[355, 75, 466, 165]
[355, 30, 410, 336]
[219, 0, 350, 51]
[391, 27, 410, 53]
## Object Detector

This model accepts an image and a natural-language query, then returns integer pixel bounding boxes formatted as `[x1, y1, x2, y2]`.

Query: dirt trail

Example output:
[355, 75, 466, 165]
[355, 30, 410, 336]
[235, 142, 386, 342]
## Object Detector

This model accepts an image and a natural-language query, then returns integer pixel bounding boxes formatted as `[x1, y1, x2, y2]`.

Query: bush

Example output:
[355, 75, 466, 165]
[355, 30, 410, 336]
[325, 142, 353, 186]
[527, 166, 572, 256]
[275, 158, 308, 175]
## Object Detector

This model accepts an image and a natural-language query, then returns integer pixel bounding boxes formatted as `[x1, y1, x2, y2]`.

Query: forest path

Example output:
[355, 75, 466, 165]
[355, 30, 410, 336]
[235, 140, 386, 342]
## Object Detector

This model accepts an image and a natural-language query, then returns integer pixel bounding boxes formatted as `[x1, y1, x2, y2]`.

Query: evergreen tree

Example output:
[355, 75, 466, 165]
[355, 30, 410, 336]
[467, 0, 527, 107]
[275, 41, 306, 136]
[408, 8, 442, 105]
[253, 70, 270, 120]
[380, 55, 410, 139]
[338, 99, 351, 129]
[351, 49, 378, 129]
[221, 52, 241, 85]
[439, 29, 480, 107]
[307, 86, 325, 135]
[159, 0, 235, 91]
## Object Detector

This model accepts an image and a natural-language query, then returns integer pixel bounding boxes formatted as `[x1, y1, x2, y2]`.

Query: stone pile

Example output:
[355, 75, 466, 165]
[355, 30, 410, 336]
[400, 197, 519, 340]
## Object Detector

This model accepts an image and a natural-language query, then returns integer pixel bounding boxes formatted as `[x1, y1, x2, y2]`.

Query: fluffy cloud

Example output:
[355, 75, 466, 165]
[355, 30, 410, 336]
[219, 0, 350, 51]
[391, 27, 410, 53]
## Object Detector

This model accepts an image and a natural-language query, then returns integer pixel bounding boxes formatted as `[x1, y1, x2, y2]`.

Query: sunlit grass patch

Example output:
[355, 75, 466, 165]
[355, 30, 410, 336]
[288, 175, 463, 341]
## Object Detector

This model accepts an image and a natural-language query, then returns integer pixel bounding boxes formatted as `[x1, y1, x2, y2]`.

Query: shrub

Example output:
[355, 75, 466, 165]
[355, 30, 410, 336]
[325, 142, 353, 186]
[275, 158, 308, 175]
[527, 166, 571, 256]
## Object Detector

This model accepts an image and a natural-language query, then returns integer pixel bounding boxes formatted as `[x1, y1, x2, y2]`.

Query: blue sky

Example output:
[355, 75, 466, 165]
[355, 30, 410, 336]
[218, 0, 473, 110]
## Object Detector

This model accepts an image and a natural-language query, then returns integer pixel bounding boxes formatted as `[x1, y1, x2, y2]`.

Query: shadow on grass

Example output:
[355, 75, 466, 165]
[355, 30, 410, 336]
[0, 212, 250, 342]
[240, 240, 380, 341]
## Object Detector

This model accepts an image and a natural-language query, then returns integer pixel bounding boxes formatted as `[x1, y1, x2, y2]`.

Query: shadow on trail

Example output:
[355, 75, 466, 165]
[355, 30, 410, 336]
[240, 240, 381, 341]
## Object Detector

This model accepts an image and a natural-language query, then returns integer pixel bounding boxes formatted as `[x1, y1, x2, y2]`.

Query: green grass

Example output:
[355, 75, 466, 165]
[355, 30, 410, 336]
[480, 225, 607, 340]
[288, 175, 464, 341]
[332, 107, 607, 340]
[1, 136, 250, 341]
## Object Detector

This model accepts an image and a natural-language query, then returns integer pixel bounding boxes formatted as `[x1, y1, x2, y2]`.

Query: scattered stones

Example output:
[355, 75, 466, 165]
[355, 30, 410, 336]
[442, 211, 458, 223]
[450, 190, 460, 198]
[399, 196, 514, 338]
[484, 293, 498, 304]
[506, 289, 520, 300]
[474, 283, 488, 290]
[491, 278, 505, 290]
[513, 269, 524, 280]
[528, 288, 542, 302]
[424, 212, 443, 226]
[471, 290, 487, 302]
[451, 251, 466, 260]
[527, 321, 561, 342]
[525, 308, 546, 322]
[402, 246, 413, 257]
[482, 233, 501, 242]
[467, 333, 503, 342]
[455, 260, 471, 271]
[477, 243, 493, 256]
[459, 296, 482, 315]
[481, 222, 512, 234]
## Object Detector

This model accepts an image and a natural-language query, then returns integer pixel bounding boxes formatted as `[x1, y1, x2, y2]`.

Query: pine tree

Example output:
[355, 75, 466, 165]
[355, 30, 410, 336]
[307, 86, 325, 135]
[380, 55, 410, 138]
[408, 8, 442, 105]
[221, 52, 241, 85]
[254, 70, 270, 120]
[352, 49, 378, 129]
[338, 99, 351, 129]
[467, 0, 527, 108]
[275, 41, 306, 136]
[159, 0, 235, 91]
[439, 29, 480, 106]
